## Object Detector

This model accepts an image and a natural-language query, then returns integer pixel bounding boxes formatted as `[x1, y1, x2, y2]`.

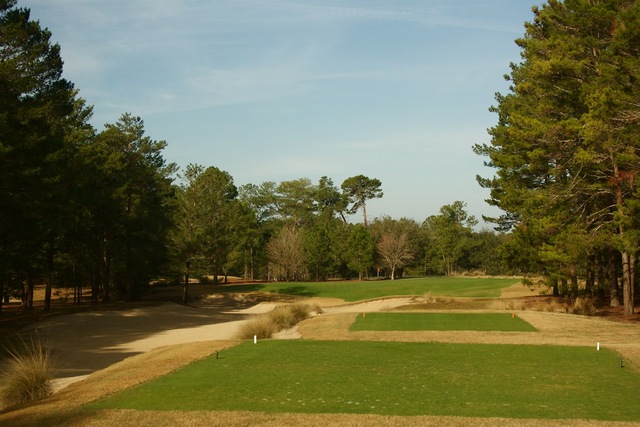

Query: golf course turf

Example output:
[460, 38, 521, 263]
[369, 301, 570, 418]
[218, 277, 521, 301]
[89, 340, 640, 421]
[5, 279, 640, 426]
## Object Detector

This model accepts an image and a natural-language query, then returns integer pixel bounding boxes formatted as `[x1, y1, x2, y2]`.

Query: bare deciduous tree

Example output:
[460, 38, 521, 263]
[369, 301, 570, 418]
[266, 226, 306, 281]
[377, 232, 413, 280]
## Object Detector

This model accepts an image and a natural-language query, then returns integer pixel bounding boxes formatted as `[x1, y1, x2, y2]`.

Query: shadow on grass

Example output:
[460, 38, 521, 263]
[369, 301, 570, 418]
[273, 286, 318, 298]
[214, 283, 318, 298]
[214, 284, 266, 293]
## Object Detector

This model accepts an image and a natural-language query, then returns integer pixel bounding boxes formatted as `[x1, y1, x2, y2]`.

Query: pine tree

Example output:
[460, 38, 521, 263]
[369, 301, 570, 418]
[0, 0, 82, 310]
[475, 0, 640, 313]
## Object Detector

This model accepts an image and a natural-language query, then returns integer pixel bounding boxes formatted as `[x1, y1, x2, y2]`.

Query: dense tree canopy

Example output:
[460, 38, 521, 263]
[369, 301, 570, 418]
[475, 0, 640, 313]
[423, 202, 477, 276]
[0, 0, 84, 310]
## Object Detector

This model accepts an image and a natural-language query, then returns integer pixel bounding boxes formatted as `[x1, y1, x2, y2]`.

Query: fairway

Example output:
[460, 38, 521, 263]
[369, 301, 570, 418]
[350, 313, 538, 332]
[220, 277, 520, 301]
[89, 340, 640, 421]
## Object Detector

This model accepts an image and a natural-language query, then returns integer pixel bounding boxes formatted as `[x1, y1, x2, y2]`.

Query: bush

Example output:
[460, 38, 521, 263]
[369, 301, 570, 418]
[0, 336, 55, 408]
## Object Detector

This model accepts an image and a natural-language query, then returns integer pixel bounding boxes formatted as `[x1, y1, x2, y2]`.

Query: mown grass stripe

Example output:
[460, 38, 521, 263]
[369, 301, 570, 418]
[88, 340, 640, 421]
[217, 277, 520, 301]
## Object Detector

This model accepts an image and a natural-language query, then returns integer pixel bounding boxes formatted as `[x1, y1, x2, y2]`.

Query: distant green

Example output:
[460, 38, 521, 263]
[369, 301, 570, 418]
[218, 277, 520, 301]
[350, 313, 538, 332]
[89, 340, 640, 421]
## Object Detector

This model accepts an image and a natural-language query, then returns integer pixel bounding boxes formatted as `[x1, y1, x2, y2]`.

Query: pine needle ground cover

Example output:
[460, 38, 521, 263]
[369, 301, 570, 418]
[222, 277, 520, 301]
[88, 340, 640, 421]
[350, 313, 538, 332]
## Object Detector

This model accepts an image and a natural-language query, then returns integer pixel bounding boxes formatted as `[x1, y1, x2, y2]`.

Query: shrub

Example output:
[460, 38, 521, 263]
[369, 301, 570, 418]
[0, 336, 55, 408]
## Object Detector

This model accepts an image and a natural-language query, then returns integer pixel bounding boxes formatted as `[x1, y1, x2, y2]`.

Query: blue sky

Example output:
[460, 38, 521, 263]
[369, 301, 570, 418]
[23, 0, 541, 227]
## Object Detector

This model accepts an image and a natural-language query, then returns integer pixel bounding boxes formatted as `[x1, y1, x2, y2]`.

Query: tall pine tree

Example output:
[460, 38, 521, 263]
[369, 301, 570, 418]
[475, 0, 640, 313]
[0, 0, 82, 310]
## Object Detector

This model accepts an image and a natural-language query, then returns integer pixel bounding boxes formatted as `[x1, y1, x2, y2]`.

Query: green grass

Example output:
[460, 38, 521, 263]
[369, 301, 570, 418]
[350, 313, 538, 332]
[219, 277, 519, 301]
[89, 340, 640, 421]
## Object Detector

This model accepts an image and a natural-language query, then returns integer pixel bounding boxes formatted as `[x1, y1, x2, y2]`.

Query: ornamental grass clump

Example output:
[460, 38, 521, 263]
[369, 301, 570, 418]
[236, 303, 319, 340]
[571, 297, 597, 316]
[289, 302, 320, 323]
[237, 314, 278, 340]
[488, 298, 527, 311]
[0, 336, 55, 409]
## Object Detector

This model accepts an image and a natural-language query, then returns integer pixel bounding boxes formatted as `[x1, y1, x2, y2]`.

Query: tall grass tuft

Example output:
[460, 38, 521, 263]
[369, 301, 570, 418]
[488, 299, 527, 311]
[237, 314, 278, 340]
[530, 299, 566, 313]
[236, 303, 320, 340]
[0, 336, 55, 408]
[571, 297, 596, 316]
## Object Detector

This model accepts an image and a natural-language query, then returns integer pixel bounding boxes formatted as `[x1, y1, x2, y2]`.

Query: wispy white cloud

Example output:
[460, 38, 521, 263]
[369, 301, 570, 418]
[26, 0, 522, 122]
[21, 0, 533, 222]
[239, 0, 525, 33]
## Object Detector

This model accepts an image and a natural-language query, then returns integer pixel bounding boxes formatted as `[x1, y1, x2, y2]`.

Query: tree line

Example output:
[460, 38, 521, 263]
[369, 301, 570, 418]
[2, 0, 639, 314]
[0, 1, 506, 313]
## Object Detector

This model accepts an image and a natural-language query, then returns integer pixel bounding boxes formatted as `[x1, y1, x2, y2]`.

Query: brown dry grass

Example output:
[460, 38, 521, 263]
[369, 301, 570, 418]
[0, 340, 238, 426]
[2, 284, 640, 427]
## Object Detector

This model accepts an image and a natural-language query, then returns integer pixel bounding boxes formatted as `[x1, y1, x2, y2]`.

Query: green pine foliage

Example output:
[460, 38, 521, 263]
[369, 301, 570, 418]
[475, 0, 640, 312]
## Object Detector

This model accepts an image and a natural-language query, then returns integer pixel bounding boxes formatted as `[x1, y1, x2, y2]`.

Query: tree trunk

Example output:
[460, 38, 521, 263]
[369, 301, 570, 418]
[44, 278, 52, 311]
[570, 274, 578, 298]
[250, 246, 255, 281]
[91, 270, 99, 305]
[182, 261, 190, 305]
[44, 236, 54, 311]
[244, 248, 250, 281]
[103, 231, 111, 303]
[362, 201, 368, 227]
[585, 263, 594, 295]
[613, 162, 634, 314]
[24, 275, 34, 311]
[126, 237, 132, 301]
[622, 251, 635, 315]
[125, 193, 133, 302]
[73, 265, 78, 304]
[608, 248, 622, 307]
[0, 278, 4, 316]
